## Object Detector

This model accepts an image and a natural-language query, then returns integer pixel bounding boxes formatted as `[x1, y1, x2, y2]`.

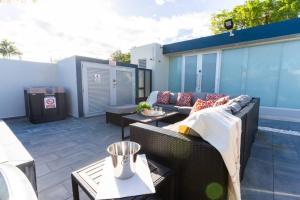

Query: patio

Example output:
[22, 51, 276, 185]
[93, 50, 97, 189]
[4, 116, 300, 200]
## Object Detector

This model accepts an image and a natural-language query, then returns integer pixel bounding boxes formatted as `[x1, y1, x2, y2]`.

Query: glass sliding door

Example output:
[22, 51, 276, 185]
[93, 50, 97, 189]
[220, 48, 247, 95]
[245, 43, 282, 107]
[184, 55, 198, 92]
[168, 53, 219, 93]
[201, 53, 217, 93]
[169, 56, 182, 92]
[277, 40, 300, 109]
[220, 40, 300, 109]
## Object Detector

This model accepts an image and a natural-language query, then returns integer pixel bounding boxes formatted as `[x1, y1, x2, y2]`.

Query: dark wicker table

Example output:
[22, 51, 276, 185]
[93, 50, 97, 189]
[121, 111, 179, 140]
[71, 157, 174, 200]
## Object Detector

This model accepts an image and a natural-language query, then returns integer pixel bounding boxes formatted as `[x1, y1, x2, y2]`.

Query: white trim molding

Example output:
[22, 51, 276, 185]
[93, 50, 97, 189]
[215, 50, 222, 93]
[260, 106, 300, 123]
[181, 55, 185, 92]
[196, 54, 202, 92]
[259, 126, 300, 137]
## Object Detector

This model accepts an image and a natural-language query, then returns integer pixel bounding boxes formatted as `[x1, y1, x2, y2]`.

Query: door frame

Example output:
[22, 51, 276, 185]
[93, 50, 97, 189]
[181, 50, 222, 93]
[81, 62, 136, 117]
[81, 62, 112, 117]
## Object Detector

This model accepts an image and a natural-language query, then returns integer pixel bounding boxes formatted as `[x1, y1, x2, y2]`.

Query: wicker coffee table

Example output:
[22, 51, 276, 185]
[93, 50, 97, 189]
[71, 157, 174, 200]
[121, 111, 180, 140]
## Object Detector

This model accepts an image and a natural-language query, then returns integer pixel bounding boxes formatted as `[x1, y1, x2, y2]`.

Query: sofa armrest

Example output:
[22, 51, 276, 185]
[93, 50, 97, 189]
[130, 123, 228, 199]
[130, 122, 217, 167]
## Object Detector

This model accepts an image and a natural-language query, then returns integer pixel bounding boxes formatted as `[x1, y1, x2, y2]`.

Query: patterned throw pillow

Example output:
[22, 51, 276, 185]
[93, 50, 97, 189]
[214, 96, 230, 107]
[190, 99, 214, 114]
[206, 93, 225, 101]
[157, 91, 170, 104]
[176, 93, 193, 106]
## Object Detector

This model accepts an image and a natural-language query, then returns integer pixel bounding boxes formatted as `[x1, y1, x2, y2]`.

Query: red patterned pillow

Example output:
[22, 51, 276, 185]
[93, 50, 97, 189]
[190, 99, 214, 114]
[176, 93, 193, 106]
[157, 91, 170, 104]
[206, 93, 225, 101]
[214, 96, 230, 107]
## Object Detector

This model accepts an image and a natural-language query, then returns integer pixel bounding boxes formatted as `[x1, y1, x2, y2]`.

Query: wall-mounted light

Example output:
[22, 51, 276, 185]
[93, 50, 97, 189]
[224, 19, 235, 37]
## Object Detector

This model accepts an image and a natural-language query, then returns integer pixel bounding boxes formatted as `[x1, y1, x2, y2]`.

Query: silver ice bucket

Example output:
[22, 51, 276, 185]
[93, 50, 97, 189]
[107, 141, 141, 179]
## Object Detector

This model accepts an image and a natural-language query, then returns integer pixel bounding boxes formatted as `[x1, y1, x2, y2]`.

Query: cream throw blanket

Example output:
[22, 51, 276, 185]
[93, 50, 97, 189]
[167, 107, 241, 200]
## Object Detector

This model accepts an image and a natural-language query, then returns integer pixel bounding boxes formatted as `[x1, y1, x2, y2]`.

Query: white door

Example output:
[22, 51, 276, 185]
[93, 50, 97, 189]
[82, 62, 136, 117]
[82, 62, 111, 117]
[182, 51, 221, 93]
[113, 67, 136, 105]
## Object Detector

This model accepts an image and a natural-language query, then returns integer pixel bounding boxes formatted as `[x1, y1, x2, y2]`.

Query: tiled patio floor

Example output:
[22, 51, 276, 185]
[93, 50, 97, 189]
[5, 116, 300, 200]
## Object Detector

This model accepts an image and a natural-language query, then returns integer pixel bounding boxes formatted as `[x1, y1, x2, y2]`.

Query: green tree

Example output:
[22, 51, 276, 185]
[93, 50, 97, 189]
[0, 39, 22, 59]
[211, 0, 300, 34]
[110, 50, 130, 64]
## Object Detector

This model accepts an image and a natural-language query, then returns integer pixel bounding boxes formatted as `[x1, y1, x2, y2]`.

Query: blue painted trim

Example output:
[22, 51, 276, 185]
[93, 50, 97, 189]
[163, 18, 300, 54]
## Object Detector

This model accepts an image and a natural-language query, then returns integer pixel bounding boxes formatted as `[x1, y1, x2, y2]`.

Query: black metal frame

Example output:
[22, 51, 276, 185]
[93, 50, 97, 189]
[136, 68, 152, 104]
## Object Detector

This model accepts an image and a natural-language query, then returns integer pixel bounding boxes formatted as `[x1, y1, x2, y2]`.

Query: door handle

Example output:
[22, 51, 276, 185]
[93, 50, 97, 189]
[112, 79, 117, 87]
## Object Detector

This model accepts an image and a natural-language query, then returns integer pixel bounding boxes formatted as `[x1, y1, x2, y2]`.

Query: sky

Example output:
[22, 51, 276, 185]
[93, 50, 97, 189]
[0, 0, 245, 62]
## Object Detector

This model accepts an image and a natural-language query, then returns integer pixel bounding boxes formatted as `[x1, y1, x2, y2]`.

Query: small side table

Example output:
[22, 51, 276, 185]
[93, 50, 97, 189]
[71, 157, 174, 200]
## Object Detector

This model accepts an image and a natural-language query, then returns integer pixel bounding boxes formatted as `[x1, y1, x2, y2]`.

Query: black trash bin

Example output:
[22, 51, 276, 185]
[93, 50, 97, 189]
[24, 87, 67, 123]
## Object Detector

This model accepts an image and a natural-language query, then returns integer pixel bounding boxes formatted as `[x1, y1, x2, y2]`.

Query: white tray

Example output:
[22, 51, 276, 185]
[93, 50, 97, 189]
[96, 154, 155, 199]
[141, 110, 165, 117]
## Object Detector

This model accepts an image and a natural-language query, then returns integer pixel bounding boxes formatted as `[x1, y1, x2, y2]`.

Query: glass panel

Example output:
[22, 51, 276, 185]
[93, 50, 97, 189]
[169, 56, 182, 92]
[201, 53, 217, 93]
[277, 40, 300, 108]
[116, 70, 133, 105]
[184, 55, 197, 92]
[245, 43, 282, 107]
[138, 89, 144, 98]
[220, 48, 246, 95]
[138, 70, 144, 88]
[145, 70, 151, 97]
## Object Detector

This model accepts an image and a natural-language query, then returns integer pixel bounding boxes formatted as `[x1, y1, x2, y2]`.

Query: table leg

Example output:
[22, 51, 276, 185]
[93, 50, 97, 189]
[105, 112, 108, 124]
[72, 176, 80, 200]
[121, 118, 126, 140]
[122, 127, 125, 140]
[155, 120, 159, 127]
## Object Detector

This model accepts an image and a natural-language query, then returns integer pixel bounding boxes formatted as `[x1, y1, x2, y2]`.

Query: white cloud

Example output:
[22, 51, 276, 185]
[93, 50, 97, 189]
[0, 0, 212, 62]
[154, 0, 175, 6]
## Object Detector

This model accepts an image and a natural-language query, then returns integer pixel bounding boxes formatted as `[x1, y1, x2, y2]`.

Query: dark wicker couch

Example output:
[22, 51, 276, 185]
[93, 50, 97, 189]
[130, 98, 260, 200]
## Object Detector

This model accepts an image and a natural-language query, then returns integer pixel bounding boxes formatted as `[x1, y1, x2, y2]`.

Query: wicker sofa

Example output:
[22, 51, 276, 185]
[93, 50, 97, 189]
[130, 93, 260, 200]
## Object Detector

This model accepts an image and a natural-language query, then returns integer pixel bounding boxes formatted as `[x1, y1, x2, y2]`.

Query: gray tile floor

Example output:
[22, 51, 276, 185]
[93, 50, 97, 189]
[5, 116, 300, 200]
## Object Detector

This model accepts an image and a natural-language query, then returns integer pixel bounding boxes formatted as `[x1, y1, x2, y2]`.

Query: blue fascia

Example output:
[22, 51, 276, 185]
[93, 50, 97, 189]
[163, 18, 300, 54]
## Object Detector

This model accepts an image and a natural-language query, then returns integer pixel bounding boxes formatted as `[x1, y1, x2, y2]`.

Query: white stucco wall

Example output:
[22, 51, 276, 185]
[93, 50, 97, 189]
[0, 59, 58, 119]
[57, 56, 79, 117]
[131, 43, 169, 91]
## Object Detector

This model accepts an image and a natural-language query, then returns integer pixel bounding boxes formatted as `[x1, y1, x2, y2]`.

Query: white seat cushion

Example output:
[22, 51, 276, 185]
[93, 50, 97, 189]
[105, 104, 136, 114]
